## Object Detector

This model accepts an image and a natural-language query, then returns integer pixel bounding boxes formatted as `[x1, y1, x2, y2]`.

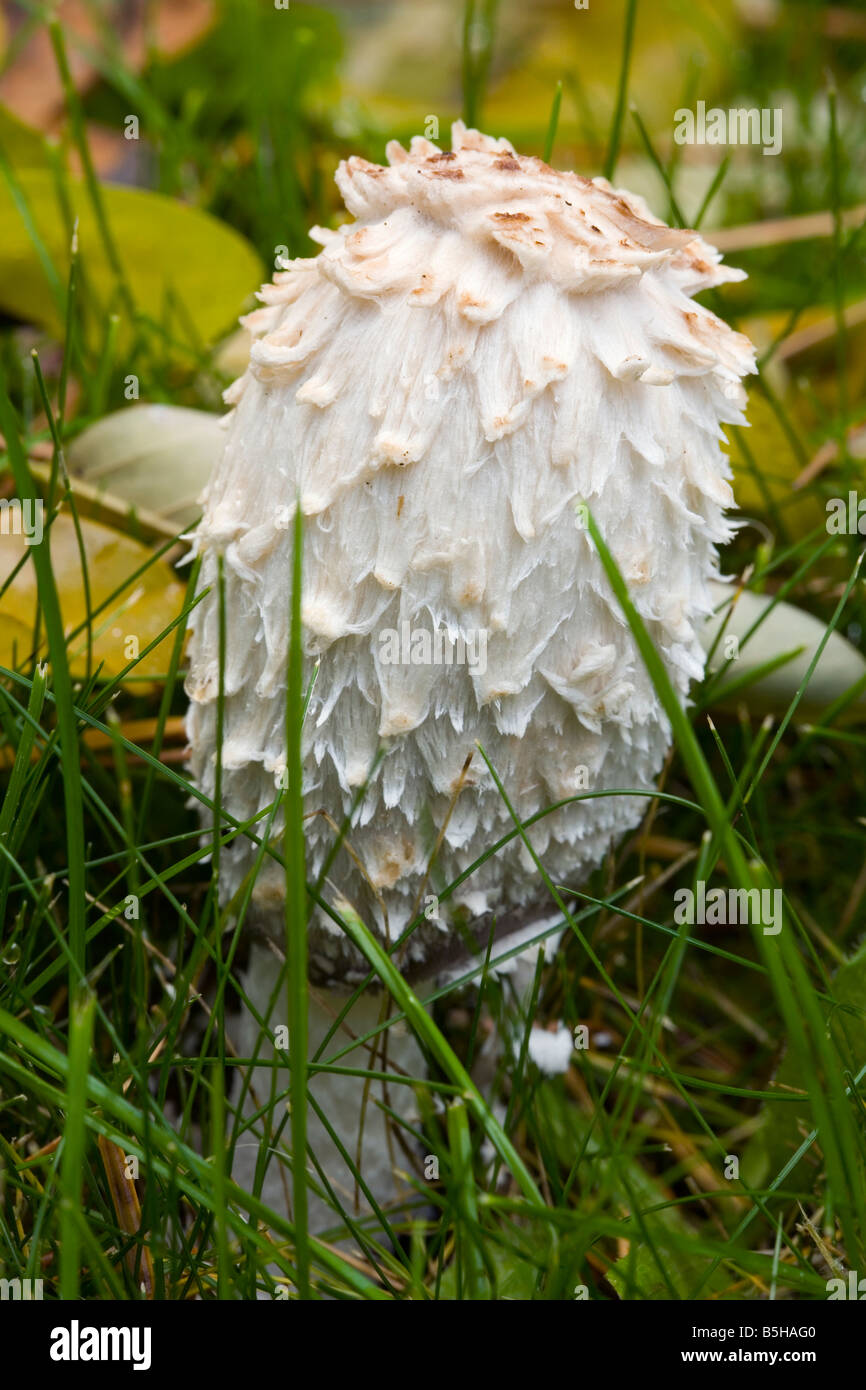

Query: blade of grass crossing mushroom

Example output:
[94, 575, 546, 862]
[332, 901, 544, 1206]
[584, 506, 866, 1270]
[285, 501, 311, 1297]
[317, 789, 749, 1077]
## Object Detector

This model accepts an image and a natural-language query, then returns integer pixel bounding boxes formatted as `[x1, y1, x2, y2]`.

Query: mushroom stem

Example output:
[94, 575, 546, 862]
[232, 942, 427, 1231]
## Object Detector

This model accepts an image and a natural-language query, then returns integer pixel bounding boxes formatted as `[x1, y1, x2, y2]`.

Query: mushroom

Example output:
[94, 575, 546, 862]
[184, 122, 755, 1223]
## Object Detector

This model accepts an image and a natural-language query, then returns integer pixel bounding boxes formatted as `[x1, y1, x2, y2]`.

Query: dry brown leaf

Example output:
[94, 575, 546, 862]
[97, 1134, 155, 1299]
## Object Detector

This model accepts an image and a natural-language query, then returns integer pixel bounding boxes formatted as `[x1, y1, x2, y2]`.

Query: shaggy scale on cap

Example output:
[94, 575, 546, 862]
[184, 121, 755, 981]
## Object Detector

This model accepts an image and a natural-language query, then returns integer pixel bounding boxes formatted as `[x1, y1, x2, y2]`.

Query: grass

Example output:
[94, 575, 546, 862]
[0, 0, 865, 1302]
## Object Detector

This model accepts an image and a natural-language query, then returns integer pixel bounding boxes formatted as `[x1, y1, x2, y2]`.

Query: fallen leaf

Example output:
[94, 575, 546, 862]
[701, 580, 866, 719]
[0, 511, 187, 684]
[68, 403, 224, 528]
[0, 167, 263, 351]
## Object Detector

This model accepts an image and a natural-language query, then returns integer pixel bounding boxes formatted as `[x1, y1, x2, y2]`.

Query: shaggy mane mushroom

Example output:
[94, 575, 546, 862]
[184, 122, 754, 1219]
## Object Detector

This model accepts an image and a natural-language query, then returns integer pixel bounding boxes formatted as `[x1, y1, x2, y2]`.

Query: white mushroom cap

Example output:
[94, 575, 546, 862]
[185, 122, 755, 980]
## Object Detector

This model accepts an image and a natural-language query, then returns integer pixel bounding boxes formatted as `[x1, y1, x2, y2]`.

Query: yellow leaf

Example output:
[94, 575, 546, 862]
[0, 168, 263, 353]
[0, 512, 186, 684]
